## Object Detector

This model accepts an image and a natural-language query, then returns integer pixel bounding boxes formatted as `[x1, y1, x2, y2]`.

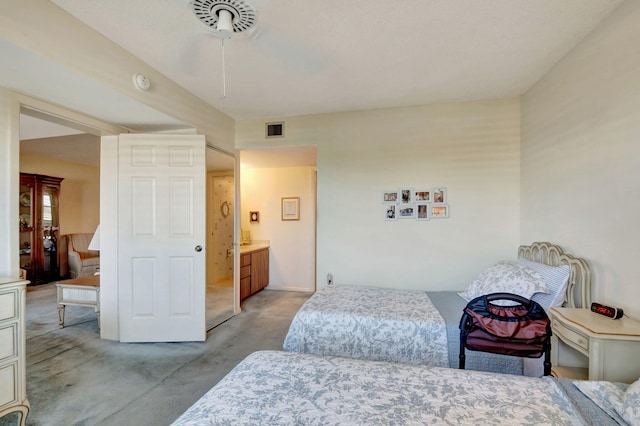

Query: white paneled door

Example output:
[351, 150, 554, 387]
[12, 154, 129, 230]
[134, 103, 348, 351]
[118, 134, 206, 342]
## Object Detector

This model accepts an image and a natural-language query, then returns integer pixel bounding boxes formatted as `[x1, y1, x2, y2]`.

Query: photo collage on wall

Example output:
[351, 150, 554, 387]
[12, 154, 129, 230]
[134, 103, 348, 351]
[382, 187, 449, 221]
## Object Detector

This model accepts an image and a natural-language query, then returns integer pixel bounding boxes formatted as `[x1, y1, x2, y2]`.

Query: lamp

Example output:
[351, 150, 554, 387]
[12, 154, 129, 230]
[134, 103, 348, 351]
[88, 225, 100, 251]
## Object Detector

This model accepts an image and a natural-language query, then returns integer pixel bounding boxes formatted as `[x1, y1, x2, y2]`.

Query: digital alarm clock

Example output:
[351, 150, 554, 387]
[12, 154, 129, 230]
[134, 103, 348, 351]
[590, 302, 624, 319]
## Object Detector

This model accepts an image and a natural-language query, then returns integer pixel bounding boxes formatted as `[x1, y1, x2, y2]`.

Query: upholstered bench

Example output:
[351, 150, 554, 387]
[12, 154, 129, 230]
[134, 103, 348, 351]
[56, 275, 100, 329]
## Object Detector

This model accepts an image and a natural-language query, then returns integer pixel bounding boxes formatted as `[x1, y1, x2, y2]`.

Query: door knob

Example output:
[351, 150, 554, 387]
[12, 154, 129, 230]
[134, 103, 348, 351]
[194, 245, 203, 252]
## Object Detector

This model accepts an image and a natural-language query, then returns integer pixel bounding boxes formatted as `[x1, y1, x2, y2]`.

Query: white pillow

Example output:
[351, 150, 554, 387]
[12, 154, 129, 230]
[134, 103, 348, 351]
[573, 379, 636, 425]
[458, 261, 550, 303]
[620, 378, 640, 426]
[517, 258, 570, 310]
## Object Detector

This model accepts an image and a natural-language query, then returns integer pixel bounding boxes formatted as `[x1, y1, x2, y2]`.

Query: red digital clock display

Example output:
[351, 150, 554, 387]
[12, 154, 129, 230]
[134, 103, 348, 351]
[591, 302, 623, 319]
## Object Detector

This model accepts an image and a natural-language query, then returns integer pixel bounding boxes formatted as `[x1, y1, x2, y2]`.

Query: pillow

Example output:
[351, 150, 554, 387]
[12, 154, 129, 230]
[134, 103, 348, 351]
[517, 258, 570, 310]
[620, 378, 640, 426]
[573, 379, 631, 425]
[458, 261, 550, 304]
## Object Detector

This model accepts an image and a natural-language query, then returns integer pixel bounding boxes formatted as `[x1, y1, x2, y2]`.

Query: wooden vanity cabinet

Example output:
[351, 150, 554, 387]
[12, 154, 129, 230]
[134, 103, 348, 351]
[250, 248, 269, 294]
[240, 253, 252, 301]
[239, 247, 269, 301]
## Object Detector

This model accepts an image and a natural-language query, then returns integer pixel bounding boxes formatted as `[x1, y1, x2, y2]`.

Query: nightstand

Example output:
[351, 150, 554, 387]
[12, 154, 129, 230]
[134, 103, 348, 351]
[549, 307, 640, 383]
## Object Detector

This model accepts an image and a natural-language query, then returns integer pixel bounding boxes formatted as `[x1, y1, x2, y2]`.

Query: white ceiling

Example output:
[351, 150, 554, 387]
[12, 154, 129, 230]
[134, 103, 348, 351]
[19, 131, 100, 167]
[3, 1, 624, 167]
[19, 115, 84, 141]
[48, 0, 624, 121]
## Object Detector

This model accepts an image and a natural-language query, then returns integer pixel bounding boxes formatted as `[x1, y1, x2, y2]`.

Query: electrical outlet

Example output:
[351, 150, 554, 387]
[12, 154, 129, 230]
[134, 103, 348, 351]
[327, 273, 333, 285]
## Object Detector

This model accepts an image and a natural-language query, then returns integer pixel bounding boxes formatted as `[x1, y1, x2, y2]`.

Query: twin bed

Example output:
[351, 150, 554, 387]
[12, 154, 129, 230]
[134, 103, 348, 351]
[172, 350, 634, 425]
[283, 242, 591, 375]
[172, 243, 638, 425]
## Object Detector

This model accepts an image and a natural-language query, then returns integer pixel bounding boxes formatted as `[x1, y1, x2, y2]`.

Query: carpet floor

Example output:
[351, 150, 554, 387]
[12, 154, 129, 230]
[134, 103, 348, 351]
[4, 284, 311, 426]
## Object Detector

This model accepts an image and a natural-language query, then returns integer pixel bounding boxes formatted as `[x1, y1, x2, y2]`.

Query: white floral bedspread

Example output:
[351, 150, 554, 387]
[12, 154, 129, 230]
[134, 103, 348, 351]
[172, 351, 584, 426]
[283, 285, 448, 366]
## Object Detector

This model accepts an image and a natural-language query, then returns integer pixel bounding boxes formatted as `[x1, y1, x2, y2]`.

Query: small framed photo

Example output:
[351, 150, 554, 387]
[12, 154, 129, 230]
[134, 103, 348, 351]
[398, 204, 416, 219]
[382, 190, 399, 204]
[281, 197, 300, 221]
[416, 203, 430, 220]
[249, 211, 260, 223]
[399, 188, 413, 204]
[431, 203, 449, 219]
[384, 204, 398, 221]
[432, 187, 447, 203]
[414, 189, 431, 202]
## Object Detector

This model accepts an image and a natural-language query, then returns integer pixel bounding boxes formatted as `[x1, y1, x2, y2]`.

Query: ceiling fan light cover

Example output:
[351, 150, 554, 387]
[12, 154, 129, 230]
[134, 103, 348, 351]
[191, 0, 257, 38]
[216, 9, 234, 38]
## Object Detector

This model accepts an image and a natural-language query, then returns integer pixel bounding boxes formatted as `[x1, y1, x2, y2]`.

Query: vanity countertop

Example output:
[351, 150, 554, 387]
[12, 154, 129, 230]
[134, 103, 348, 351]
[239, 243, 269, 254]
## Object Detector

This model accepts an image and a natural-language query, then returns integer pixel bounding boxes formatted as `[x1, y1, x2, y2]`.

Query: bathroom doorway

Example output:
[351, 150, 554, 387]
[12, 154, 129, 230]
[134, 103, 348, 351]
[205, 147, 236, 330]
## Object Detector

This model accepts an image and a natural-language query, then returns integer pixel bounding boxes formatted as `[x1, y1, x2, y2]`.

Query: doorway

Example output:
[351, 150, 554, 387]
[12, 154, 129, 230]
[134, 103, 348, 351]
[19, 111, 236, 334]
[19, 112, 101, 284]
[205, 147, 236, 330]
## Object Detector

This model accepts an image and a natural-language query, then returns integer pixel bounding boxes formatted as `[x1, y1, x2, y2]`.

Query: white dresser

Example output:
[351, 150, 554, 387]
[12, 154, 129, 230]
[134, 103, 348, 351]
[0, 278, 29, 426]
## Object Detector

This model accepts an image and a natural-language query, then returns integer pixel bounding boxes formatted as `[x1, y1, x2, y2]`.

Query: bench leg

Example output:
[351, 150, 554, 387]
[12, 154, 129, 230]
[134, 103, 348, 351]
[57, 304, 65, 328]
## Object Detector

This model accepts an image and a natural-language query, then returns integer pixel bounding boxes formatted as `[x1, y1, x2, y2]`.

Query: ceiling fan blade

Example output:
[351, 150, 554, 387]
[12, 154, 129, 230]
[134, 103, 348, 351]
[248, 25, 328, 73]
[183, 0, 327, 74]
[177, 31, 219, 74]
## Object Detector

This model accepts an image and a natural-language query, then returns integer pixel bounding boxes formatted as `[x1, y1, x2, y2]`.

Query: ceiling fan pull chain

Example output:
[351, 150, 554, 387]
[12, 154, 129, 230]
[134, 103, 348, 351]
[221, 37, 227, 99]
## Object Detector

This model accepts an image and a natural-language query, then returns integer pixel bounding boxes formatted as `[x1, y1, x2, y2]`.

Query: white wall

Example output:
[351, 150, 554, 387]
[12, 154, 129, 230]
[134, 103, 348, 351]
[521, 1, 640, 318]
[240, 166, 316, 292]
[238, 98, 521, 292]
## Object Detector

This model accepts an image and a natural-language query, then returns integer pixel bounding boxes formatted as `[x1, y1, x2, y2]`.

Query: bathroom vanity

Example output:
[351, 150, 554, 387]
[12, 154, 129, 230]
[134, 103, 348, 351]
[239, 245, 269, 301]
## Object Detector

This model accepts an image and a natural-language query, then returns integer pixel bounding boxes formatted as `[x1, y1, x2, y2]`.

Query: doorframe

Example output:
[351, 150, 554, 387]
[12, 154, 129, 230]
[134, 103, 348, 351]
[4, 91, 123, 338]
[19, 94, 125, 339]
[8, 91, 233, 341]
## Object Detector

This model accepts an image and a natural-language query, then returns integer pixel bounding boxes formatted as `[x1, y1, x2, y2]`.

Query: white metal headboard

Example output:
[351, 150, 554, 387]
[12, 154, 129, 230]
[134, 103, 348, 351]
[518, 242, 591, 309]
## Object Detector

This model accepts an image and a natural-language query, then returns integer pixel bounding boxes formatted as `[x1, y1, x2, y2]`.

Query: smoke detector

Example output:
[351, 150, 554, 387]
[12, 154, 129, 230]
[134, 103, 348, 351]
[191, 0, 256, 39]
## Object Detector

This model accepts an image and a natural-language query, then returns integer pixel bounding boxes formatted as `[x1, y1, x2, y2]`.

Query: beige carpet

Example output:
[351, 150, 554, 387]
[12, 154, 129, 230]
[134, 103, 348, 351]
[1, 284, 311, 426]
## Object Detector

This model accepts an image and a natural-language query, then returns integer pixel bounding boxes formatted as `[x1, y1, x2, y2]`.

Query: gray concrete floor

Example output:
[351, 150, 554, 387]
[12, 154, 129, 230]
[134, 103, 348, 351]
[9, 284, 311, 426]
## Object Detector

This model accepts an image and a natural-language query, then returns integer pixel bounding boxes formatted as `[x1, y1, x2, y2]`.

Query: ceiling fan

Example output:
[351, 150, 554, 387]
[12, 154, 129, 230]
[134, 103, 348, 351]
[191, 0, 257, 40]
[189, 0, 327, 97]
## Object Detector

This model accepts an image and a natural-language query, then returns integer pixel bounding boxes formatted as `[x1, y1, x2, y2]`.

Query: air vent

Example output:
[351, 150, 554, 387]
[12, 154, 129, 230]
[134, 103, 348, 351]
[265, 122, 284, 139]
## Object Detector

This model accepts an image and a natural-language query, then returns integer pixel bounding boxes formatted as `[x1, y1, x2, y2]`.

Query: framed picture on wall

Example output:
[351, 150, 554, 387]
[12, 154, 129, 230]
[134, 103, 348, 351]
[382, 190, 399, 203]
[416, 203, 430, 220]
[384, 204, 398, 221]
[432, 187, 447, 203]
[398, 204, 416, 219]
[399, 188, 413, 204]
[430, 203, 449, 218]
[414, 189, 431, 202]
[281, 197, 300, 221]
